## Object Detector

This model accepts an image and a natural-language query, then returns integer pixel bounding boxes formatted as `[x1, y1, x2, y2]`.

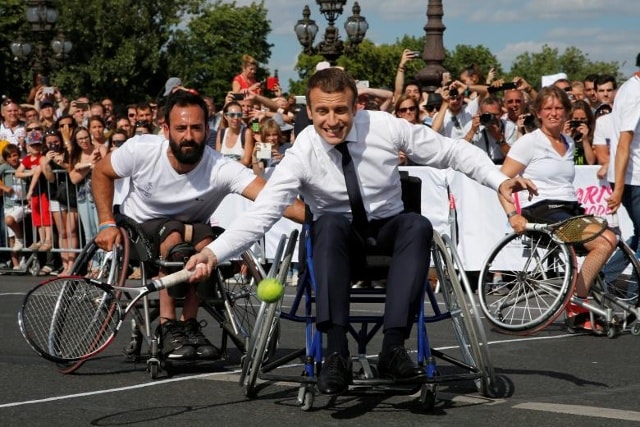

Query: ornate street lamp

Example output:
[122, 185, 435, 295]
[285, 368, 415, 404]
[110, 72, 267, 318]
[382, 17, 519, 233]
[10, 0, 72, 73]
[415, 0, 447, 93]
[294, 1, 368, 64]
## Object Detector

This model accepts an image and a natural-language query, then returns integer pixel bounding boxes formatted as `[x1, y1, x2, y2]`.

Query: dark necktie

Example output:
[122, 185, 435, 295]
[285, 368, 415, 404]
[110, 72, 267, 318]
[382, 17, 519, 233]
[335, 142, 368, 236]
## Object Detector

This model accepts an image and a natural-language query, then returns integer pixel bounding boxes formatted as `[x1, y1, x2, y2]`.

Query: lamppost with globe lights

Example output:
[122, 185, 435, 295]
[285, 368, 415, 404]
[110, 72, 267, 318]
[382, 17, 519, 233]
[10, 0, 72, 76]
[294, 1, 369, 65]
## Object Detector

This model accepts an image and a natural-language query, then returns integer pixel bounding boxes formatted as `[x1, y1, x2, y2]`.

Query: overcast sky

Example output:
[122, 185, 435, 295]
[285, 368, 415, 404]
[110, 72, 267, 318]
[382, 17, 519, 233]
[231, 0, 639, 92]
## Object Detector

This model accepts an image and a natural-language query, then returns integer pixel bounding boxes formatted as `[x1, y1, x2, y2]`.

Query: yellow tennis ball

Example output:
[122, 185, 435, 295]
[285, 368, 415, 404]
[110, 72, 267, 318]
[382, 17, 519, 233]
[257, 278, 284, 303]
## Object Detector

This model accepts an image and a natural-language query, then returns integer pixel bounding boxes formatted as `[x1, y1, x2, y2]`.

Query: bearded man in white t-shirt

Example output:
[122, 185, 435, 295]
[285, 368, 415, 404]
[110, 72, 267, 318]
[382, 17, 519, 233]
[92, 90, 304, 361]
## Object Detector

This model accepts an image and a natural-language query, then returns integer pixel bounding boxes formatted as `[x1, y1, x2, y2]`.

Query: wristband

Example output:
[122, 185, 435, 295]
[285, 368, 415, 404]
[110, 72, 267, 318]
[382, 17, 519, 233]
[506, 211, 518, 219]
[98, 221, 117, 232]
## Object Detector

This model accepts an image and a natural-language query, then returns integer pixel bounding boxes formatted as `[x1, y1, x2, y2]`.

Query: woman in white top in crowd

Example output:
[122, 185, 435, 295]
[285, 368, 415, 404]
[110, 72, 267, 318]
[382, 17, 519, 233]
[215, 101, 254, 167]
[498, 85, 617, 332]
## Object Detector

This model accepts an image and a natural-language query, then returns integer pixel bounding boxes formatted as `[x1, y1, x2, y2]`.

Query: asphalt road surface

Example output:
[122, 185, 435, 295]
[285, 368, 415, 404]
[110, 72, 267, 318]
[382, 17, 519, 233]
[1, 273, 639, 427]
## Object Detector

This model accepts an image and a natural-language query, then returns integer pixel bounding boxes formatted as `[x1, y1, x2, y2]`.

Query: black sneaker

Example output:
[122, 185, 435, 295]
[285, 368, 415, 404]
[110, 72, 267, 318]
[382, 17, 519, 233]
[183, 318, 220, 359]
[156, 320, 196, 360]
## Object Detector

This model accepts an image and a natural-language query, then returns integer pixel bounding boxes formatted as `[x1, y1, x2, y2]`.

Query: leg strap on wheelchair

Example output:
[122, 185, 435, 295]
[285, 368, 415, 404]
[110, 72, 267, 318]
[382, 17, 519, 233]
[184, 224, 194, 243]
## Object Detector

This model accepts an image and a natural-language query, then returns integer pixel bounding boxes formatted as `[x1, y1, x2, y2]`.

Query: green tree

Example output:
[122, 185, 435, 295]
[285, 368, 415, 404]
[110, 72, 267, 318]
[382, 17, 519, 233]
[443, 44, 502, 80]
[166, 0, 272, 101]
[509, 44, 622, 88]
[289, 35, 424, 95]
[0, 0, 33, 102]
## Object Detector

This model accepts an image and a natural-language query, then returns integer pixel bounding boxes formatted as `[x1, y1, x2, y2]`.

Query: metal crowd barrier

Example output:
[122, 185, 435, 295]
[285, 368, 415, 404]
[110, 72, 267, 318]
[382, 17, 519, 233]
[1, 169, 92, 272]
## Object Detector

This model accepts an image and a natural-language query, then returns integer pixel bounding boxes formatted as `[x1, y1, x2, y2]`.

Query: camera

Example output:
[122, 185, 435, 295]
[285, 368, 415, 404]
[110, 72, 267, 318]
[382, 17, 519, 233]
[569, 120, 583, 129]
[75, 102, 89, 111]
[479, 113, 496, 126]
[231, 93, 245, 101]
[487, 81, 518, 94]
[449, 87, 459, 98]
[523, 114, 536, 129]
[43, 87, 55, 95]
[410, 51, 421, 58]
[257, 143, 272, 160]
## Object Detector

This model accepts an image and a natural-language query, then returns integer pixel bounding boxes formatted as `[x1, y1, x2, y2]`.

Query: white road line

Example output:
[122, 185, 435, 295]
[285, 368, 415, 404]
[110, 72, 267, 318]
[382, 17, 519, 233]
[0, 370, 237, 409]
[515, 402, 640, 422]
[0, 293, 26, 296]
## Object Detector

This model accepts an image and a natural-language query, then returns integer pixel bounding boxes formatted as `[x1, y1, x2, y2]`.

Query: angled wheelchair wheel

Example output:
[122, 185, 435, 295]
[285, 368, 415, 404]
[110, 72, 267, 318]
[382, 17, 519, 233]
[432, 232, 493, 396]
[439, 233, 495, 395]
[218, 249, 266, 352]
[478, 230, 576, 334]
[57, 228, 130, 374]
[239, 231, 298, 397]
[601, 239, 640, 307]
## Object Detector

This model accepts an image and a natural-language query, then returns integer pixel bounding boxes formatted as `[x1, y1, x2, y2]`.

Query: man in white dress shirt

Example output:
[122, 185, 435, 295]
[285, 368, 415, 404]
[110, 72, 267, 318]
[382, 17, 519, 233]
[187, 68, 537, 395]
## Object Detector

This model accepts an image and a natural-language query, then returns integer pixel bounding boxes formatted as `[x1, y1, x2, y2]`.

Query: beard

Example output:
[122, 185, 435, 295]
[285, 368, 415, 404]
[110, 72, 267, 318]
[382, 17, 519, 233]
[169, 136, 205, 165]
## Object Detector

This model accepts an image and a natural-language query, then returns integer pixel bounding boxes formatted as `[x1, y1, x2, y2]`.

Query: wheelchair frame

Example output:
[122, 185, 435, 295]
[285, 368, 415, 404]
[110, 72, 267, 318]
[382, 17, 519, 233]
[239, 227, 495, 411]
[478, 228, 640, 338]
[57, 222, 282, 378]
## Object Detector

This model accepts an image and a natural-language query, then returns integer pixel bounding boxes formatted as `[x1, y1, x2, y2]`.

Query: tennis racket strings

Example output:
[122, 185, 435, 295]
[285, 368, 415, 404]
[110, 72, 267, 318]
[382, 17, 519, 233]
[21, 277, 120, 361]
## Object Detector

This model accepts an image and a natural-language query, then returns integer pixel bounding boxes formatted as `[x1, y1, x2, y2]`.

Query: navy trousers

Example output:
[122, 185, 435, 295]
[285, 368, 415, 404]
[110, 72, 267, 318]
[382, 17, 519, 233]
[311, 212, 432, 338]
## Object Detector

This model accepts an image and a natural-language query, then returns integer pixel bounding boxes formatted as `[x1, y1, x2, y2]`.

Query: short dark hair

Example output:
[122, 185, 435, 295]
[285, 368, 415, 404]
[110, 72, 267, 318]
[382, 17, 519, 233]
[163, 90, 208, 127]
[306, 68, 358, 107]
[595, 74, 617, 90]
[583, 74, 599, 84]
[2, 144, 19, 161]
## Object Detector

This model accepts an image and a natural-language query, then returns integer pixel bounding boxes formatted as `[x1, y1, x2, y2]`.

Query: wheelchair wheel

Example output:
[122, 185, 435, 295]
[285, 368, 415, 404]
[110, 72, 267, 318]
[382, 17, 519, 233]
[57, 228, 130, 374]
[440, 233, 495, 395]
[601, 239, 640, 306]
[432, 232, 493, 396]
[240, 301, 280, 397]
[217, 249, 266, 352]
[239, 231, 298, 397]
[478, 230, 576, 334]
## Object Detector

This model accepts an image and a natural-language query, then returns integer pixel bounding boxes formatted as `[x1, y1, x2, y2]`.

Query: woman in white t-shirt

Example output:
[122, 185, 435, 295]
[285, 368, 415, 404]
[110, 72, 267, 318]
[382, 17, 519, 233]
[498, 86, 617, 332]
[215, 101, 254, 167]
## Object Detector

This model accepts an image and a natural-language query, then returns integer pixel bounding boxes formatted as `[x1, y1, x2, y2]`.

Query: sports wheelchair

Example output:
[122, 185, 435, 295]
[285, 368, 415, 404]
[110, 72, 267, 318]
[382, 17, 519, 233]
[239, 178, 495, 411]
[478, 217, 640, 338]
[59, 215, 292, 378]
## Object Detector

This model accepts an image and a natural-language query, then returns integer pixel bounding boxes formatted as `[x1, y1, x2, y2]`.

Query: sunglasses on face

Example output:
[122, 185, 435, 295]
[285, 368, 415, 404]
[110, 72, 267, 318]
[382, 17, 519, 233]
[26, 126, 43, 132]
[425, 105, 440, 113]
[225, 112, 243, 118]
[397, 106, 417, 114]
[112, 139, 126, 147]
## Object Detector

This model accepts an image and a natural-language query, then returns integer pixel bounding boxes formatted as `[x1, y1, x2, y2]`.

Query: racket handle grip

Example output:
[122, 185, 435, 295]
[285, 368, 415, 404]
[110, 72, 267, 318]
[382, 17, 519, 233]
[151, 268, 194, 290]
[524, 223, 546, 232]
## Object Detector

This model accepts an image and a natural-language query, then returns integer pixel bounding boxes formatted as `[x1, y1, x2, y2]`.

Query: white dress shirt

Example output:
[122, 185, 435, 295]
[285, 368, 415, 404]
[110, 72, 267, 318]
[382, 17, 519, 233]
[208, 110, 509, 263]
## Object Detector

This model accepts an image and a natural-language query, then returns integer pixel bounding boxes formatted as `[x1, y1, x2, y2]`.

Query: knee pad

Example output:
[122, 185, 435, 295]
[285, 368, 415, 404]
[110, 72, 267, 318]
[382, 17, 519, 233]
[165, 242, 196, 298]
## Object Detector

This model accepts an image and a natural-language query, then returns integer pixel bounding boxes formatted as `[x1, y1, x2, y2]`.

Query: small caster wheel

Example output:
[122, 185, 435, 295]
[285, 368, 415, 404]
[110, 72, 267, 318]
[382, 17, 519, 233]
[631, 323, 640, 336]
[419, 384, 437, 412]
[607, 326, 617, 339]
[300, 389, 314, 411]
[149, 361, 159, 379]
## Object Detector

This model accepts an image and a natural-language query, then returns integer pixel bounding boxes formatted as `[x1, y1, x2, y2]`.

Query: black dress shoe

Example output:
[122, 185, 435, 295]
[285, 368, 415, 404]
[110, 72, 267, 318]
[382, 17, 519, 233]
[317, 352, 352, 395]
[377, 346, 426, 382]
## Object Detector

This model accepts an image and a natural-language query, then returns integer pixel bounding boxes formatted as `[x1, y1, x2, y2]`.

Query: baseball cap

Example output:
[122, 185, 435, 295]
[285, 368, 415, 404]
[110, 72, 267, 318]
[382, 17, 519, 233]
[26, 130, 43, 145]
[163, 77, 182, 96]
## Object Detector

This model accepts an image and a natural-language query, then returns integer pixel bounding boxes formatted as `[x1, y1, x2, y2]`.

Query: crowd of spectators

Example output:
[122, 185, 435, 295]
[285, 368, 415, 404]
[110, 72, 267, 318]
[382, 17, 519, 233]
[1, 51, 638, 276]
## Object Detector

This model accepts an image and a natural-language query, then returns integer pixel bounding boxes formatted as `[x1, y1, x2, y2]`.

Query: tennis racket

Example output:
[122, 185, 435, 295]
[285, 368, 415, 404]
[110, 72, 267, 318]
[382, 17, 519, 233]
[525, 215, 608, 244]
[18, 266, 201, 363]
